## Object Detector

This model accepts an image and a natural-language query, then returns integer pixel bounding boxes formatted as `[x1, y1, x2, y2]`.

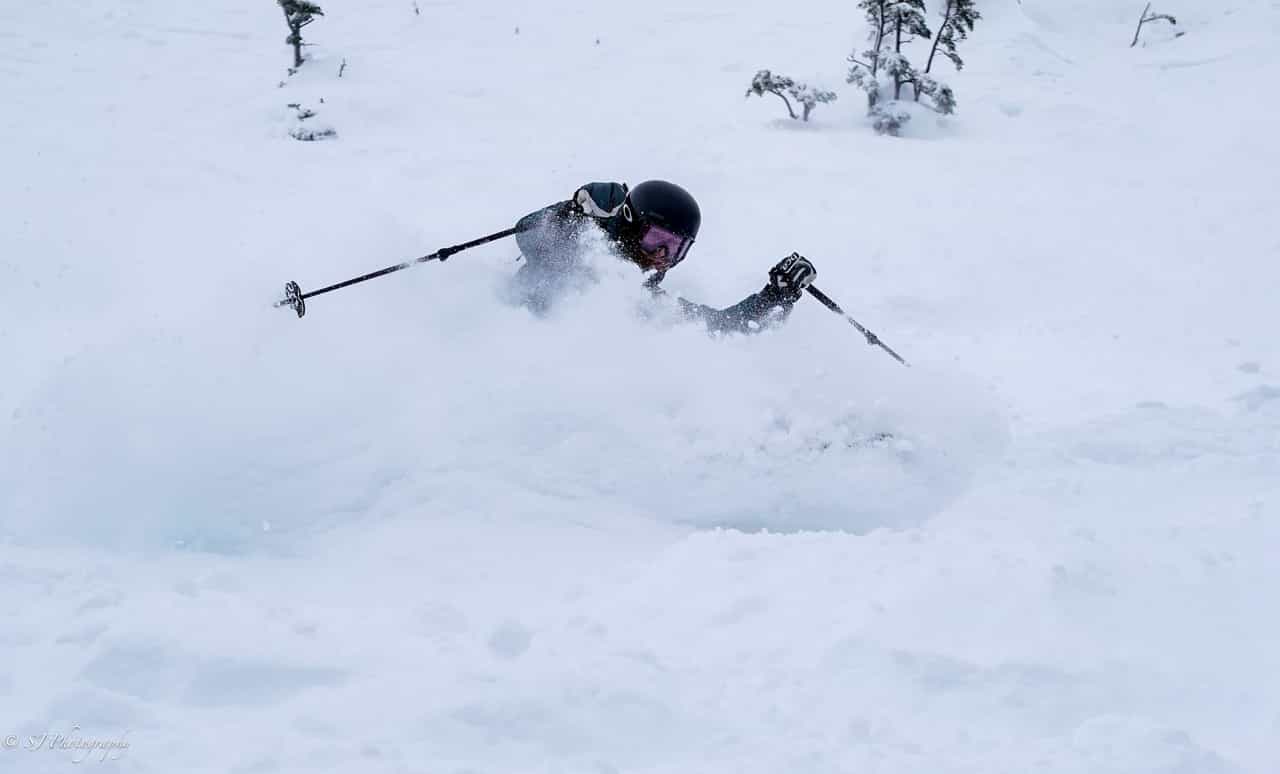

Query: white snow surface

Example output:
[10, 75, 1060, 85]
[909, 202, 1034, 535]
[2, 0, 1279, 771]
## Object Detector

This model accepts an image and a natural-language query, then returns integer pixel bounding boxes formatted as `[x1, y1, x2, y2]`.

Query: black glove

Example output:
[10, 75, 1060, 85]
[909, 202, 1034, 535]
[768, 253, 817, 299]
[572, 182, 628, 218]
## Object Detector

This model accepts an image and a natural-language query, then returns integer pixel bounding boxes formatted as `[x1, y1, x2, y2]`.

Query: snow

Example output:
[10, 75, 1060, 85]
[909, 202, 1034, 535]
[2, 0, 1279, 772]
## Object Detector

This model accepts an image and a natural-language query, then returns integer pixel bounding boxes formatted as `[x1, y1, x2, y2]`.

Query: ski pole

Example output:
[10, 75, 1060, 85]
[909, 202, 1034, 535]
[806, 285, 909, 366]
[274, 225, 523, 318]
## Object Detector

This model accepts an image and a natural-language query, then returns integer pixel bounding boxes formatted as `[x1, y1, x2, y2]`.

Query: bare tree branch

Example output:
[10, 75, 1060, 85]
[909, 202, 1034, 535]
[1132, 2, 1178, 47]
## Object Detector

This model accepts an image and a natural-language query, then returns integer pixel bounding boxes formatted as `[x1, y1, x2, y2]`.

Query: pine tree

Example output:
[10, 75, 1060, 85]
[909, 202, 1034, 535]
[849, 0, 971, 133]
[886, 1, 931, 99]
[847, 0, 891, 117]
[745, 70, 837, 122]
[850, 0, 890, 76]
[849, 2, 931, 102]
[864, 0, 889, 77]
[848, 0, 934, 133]
[280, 0, 324, 70]
[925, 0, 981, 73]
[890, 0, 934, 46]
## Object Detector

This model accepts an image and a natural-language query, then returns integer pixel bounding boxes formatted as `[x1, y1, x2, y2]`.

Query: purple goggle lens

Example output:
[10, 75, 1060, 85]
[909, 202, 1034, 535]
[637, 224, 692, 268]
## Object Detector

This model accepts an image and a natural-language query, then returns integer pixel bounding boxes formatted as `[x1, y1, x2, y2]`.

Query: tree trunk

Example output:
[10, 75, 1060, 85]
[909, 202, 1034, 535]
[871, 1, 887, 76]
[281, 6, 304, 69]
[774, 91, 797, 120]
[925, 0, 952, 73]
[893, 13, 903, 100]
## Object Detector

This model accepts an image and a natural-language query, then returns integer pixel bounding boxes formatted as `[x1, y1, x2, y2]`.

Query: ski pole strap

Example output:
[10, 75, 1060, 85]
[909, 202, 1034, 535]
[805, 285, 909, 367]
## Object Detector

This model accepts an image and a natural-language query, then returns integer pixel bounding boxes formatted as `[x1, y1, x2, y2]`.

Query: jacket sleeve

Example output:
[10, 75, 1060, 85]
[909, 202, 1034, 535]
[514, 201, 582, 269]
[674, 284, 800, 334]
[515, 181, 628, 267]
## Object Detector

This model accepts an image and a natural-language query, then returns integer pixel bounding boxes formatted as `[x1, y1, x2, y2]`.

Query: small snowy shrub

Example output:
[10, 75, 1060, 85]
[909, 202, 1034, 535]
[287, 103, 336, 141]
[279, 0, 324, 71]
[848, 0, 975, 135]
[745, 70, 837, 122]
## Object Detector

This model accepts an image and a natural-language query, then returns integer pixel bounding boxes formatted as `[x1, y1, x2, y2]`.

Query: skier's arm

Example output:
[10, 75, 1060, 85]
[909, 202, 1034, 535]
[675, 286, 799, 334]
[514, 182, 628, 267]
[671, 253, 818, 335]
[515, 201, 580, 268]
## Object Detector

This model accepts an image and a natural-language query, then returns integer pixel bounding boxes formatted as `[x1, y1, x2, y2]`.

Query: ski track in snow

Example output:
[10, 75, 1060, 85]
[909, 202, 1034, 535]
[3, 0, 1280, 772]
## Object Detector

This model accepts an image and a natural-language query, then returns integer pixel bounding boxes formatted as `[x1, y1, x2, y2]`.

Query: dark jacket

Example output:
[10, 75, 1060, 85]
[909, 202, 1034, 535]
[510, 184, 799, 334]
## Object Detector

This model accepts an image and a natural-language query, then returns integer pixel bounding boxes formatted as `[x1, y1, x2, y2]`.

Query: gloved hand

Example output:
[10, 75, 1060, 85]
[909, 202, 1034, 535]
[768, 253, 817, 299]
[573, 182, 629, 218]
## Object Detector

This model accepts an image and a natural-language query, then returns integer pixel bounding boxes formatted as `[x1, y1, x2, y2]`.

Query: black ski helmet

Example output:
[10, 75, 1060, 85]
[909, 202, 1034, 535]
[622, 180, 701, 241]
[616, 181, 701, 271]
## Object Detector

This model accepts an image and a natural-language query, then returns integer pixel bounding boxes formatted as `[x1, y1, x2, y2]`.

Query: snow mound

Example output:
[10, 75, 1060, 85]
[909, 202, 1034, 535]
[3, 245, 1003, 549]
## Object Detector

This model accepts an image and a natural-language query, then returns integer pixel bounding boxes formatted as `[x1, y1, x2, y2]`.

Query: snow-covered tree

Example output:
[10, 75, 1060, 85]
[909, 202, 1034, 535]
[279, 0, 324, 70]
[792, 82, 838, 121]
[745, 70, 837, 122]
[850, 0, 929, 79]
[886, 1, 931, 99]
[849, 1, 927, 134]
[925, 0, 980, 73]
[915, 73, 955, 114]
[854, 0, 890, 76]
[849, 0, 968, 134]
[880, 51, 920, 102]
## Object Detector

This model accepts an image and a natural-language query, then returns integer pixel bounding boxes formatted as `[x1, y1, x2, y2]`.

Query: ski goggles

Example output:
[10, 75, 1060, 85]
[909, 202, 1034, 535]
[636, 223, 693, 269]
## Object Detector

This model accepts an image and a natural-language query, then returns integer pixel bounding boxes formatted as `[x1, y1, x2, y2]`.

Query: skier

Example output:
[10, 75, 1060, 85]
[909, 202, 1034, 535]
[507, 180, 818, 333]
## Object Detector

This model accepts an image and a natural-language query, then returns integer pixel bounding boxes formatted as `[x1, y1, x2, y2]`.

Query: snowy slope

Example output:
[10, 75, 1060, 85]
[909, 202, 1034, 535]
[2, 0, 1279, 772]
